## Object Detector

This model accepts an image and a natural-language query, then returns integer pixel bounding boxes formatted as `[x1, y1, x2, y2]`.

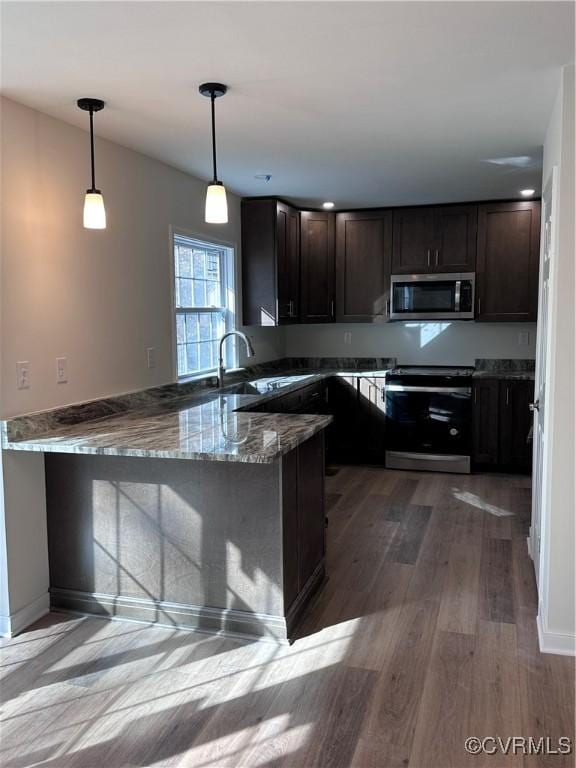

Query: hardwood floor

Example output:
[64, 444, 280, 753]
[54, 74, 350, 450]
[1, 467, 574, 767]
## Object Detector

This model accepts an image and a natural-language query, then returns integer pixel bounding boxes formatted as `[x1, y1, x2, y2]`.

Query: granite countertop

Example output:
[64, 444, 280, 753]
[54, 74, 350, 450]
[1, 367, 401, 462]
[1, 357, 534, 462]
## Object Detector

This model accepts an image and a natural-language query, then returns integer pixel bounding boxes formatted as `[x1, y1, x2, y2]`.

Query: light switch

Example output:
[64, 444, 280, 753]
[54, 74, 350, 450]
[56, 357, 68, 383]
[518, 331, 530, 346]
[147, 347, 156, 369]
[344, 332, 352, 345]
[17, 361, 30, 389]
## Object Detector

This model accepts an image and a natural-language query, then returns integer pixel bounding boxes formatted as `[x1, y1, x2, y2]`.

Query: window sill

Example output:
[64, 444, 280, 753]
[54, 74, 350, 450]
[177, 366, 246, 386]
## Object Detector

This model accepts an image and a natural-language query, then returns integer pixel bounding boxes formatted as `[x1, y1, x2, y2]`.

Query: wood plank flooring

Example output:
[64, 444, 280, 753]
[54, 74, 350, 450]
[1, 467, 574, 767]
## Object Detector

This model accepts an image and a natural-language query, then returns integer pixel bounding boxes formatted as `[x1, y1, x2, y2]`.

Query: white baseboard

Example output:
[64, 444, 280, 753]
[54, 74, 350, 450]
[0, 592, 50, 638]
[537, 612, 576, 656]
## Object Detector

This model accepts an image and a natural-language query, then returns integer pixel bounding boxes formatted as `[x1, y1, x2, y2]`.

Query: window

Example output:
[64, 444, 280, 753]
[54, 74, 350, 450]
[173, 233, 235, 377]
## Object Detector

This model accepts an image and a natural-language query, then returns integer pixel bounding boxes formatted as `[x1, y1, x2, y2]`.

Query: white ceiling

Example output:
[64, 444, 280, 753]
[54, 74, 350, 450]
[1, 1, 573, 208]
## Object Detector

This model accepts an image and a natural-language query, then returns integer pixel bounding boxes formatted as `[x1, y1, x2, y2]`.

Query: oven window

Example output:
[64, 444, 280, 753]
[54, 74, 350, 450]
[393, 282, 456, 313]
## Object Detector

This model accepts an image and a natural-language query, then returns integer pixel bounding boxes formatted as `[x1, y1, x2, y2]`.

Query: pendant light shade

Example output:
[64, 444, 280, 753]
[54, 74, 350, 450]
[205, 182, 228, 224]
[199, 83, 228, 224]
[83, 190, 107, 229]
[77, 97, 106, 230]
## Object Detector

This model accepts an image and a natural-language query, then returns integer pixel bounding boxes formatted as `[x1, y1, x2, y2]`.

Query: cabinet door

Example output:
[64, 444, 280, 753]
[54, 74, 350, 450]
[392, 207, 435, 274]
[476, 201, 540, 322]
[499, 380, 534, 470]
[241, 199, 278, 326]
[297, 433, 326, 588]
[433, 205, 477, 272]
[326, 376, 361, 463]
[335, 211, 392, 322]
[472, 379, 499, 464]
[357, 377, 387, 464]
[300, 211, 335, 323]
[276, 202, 300, 323]
[281, 448, 299, 610]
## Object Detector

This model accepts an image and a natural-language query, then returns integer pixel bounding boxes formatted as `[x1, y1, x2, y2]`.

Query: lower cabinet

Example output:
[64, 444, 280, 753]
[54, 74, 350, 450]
[325, 376, 362, 464]
[282, 432, 326, 616]
[357, 376, 387, 464]
[473, 378, 534, 471]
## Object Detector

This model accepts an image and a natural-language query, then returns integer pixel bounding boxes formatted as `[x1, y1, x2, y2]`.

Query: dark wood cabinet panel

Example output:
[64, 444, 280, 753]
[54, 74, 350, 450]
[241, 198, 300, 326]
[325, 376, 362, 463]
[393, 205, 477, 274]
[357, 376, 387, 464]
[476, 201, 540, 322]
[392, 207, 435, 273]
[335, 210, 392, 322]
[281, 448, 300, 609]
[300, 210, 335, 323]
[433, 205, 477, 272]
[297, 432, 326, 588]
[472, 379, 500, 464]
[473, 377, 534, 471]
[276, 202, 300, 323]
[499, 380, 534, 470]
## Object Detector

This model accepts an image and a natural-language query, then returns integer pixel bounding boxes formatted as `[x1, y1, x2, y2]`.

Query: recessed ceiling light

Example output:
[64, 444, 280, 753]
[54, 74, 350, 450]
[322, 201, 335, 209]
[520, 189, 535, 197]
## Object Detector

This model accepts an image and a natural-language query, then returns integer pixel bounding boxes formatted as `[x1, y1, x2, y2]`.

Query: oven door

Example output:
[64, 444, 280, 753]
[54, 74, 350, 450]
[384, 384, 472, 456]
[390, 273, 474, 320]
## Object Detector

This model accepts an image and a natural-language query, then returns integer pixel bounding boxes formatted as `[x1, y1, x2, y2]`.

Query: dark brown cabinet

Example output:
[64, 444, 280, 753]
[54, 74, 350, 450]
[499, 380, 534, 469]
[300, 210, 336, 323]
[282, 432, 325, 615]
[242, 198, 300, 325]
[472, 379, 500, 464]
[476, 201, 540, 322]
[357, 376, 387, 464]
[392, 205, 477, 274]
[335, 210, 392, 322]
[473, 378, 534, 471]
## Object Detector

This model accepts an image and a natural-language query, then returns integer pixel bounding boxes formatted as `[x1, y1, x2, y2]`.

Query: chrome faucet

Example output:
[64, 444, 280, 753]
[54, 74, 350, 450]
[218, 331, 255, 388]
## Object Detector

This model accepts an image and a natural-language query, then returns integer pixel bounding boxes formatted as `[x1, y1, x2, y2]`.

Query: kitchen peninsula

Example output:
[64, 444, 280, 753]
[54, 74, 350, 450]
[2, 377, 333, 642]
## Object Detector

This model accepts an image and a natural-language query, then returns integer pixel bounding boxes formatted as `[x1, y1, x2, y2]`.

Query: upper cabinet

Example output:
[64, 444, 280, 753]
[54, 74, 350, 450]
[300, 210, 336, 323]
[242, 198, 300, 326]
[335, 210, 392, 323]
[392, 205, 477, 274]
[476, 201, 540, 322]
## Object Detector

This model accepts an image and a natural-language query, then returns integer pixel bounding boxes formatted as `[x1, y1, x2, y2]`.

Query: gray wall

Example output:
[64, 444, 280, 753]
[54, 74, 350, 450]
[284, 322, 536, 365]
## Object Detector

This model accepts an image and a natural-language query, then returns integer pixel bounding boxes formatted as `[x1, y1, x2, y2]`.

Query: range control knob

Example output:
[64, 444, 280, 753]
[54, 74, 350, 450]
[450, 427, 459, 436]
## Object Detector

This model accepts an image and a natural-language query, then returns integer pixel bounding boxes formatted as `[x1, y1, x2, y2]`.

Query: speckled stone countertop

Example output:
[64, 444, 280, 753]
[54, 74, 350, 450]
[5, 356, 535, 462]
[1, 377, 339, 463]
[0, 360, 397, 464]
[472, 358, 535, 380]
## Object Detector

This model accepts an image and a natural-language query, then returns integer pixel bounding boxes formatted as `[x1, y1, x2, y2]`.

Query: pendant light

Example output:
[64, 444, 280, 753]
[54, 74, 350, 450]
[77, 98, 106, 229]
[199, 83, 228, 224]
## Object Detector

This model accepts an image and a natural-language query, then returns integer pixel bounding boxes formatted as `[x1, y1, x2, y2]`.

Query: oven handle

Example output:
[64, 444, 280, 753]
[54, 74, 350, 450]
[454, 280, 461, 312]
[386, 385, 471, 394]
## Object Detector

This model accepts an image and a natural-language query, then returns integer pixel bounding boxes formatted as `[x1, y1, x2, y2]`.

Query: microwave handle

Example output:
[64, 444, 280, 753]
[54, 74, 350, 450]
[454, 281, 462, 312]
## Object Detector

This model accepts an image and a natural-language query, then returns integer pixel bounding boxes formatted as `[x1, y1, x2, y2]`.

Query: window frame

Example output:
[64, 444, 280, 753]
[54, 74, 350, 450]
[170, 228, 237, 380]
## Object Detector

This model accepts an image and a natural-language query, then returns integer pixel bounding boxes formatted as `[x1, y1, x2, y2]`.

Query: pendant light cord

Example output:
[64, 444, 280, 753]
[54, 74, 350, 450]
[89, 107, 96, 191]
[211, 93, 218, 183]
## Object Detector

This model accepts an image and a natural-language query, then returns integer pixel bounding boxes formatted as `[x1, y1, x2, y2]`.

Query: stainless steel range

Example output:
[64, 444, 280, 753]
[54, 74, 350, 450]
[384, 365, 474, 474]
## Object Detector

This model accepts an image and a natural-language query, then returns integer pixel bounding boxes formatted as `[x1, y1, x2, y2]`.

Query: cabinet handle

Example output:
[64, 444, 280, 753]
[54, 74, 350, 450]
[529, 400, 540, 412]
[330, 298, 335, 318]
[506, 386, 510, 406]
[385, 298, 390, 318]
[474, 388, 477, 404]
[477, 297, 481, 316]
[289, 299, 294, 317]
[427, 249, 431, 267]
[435, 249, 439, 266]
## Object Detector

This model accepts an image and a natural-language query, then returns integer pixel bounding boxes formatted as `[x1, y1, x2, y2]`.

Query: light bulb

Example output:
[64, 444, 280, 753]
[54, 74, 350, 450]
[205, 182, 228, 224]
[83, 190, 106, 229]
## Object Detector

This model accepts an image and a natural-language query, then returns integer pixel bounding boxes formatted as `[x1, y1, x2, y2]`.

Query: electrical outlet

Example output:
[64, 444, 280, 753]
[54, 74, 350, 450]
[147, 347, 156, 369]
[17, 361, 30, 390]
[518, 331, 530, 346]
[56, 357, 68, 384]
[344, 332, 352, 345]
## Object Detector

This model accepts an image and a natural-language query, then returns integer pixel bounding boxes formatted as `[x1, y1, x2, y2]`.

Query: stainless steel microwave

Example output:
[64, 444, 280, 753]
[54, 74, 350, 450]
[389, 273, 475, 321]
